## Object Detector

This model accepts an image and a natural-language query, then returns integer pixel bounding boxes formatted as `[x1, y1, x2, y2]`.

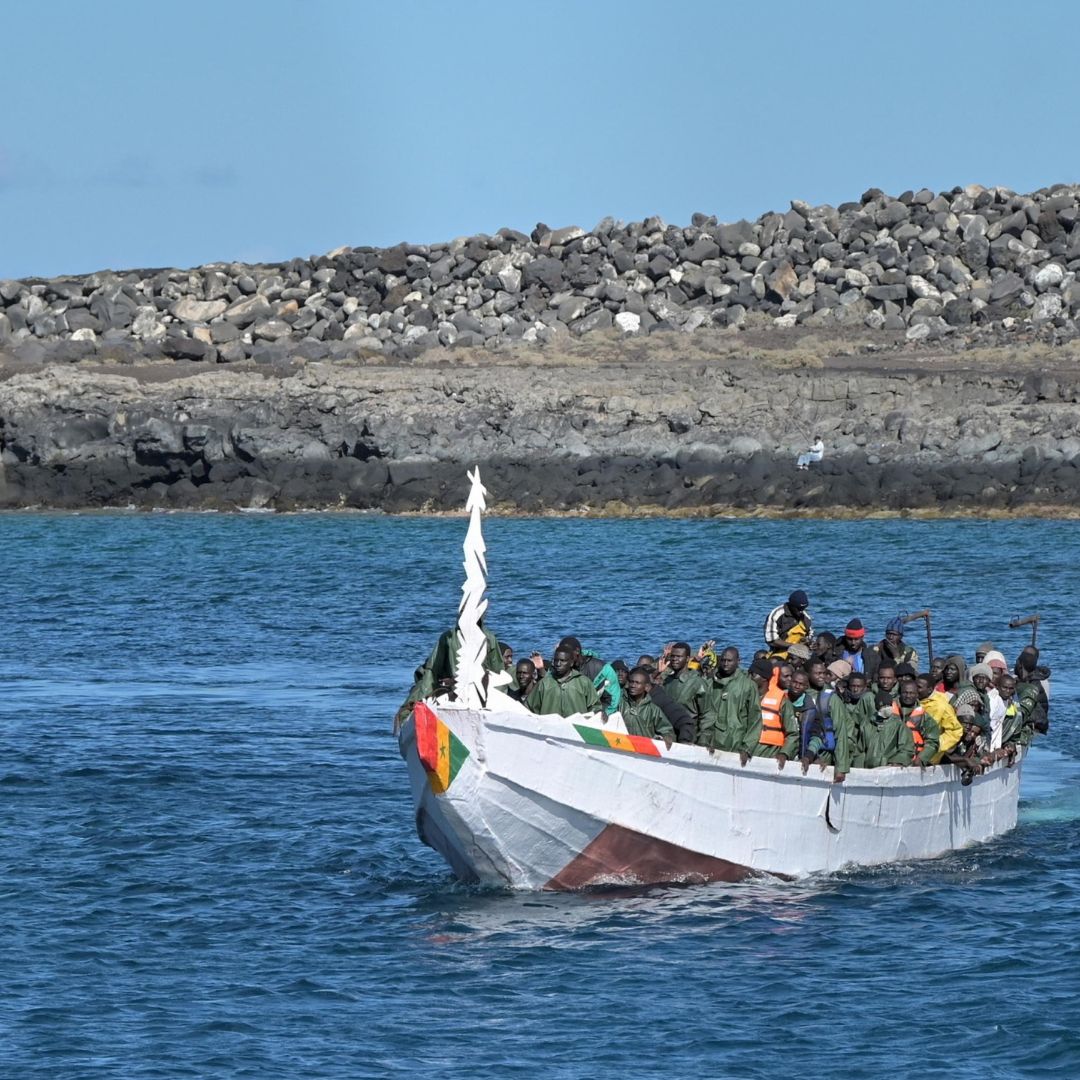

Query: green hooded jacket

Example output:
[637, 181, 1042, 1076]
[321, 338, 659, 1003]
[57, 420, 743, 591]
[741, 694, 800, 759]
[663, 667, 712, 740]
[816, 692, 864, 774]
[621, 694, 675, 741]
[580, 649, 622, 716]
[527, 669, 602, 718]
[895, 704, 941, 765]
[394, 626, 505, 729]
[697, 669, 757, 752]
[1004, 685, 1040, 747]
[852, 708, 906, 768]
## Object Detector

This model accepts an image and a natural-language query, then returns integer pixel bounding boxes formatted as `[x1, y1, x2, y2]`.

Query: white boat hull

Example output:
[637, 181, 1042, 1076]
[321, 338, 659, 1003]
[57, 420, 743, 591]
[399, 699, 1023, 890]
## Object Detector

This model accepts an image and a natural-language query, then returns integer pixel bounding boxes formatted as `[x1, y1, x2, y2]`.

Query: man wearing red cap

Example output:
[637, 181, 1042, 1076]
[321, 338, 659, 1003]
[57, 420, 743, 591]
[837, 619, 868, 674]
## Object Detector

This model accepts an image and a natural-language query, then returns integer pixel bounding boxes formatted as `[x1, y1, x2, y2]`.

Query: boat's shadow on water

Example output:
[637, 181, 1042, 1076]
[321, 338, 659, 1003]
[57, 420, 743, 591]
[399, 746, 1080, 946]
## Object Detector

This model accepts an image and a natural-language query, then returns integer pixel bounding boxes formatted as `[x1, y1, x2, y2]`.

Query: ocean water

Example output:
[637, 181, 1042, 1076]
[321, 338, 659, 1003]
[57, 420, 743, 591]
[2, 511, 1078, 1079]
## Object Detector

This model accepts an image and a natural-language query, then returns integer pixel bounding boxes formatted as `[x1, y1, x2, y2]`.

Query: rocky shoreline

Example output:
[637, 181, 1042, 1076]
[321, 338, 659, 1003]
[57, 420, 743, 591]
[2, 331, 1079, 514]
[4, 182, 1080, 514]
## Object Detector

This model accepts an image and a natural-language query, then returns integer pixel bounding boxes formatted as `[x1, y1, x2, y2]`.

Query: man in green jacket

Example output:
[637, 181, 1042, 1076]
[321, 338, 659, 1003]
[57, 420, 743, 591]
[557, 636, 622, 716]
[507, 659, 538, 703]
[662, 641, 713, 743]
[698, 646, 757, 753]
[872, 663, 900, 702]
[739, 657, 800, 767]
[621, 668, 675, 746]
[818, 670, 871, 778]
[527, 647, 602, 718]
[895, 678, 941, 766]
[852, 698, 906, 768]
[394, 622, 505, 730]
[1000, 673, 1037, 755]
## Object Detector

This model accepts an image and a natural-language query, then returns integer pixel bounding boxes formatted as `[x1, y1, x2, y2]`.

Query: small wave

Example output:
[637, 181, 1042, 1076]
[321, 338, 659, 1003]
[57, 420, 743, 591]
[190, 1019, 261, 1034]
[0, 773, 46, 785]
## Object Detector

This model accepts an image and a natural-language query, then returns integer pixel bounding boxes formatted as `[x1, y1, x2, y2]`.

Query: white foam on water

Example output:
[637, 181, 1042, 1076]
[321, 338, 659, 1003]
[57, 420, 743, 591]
[1019, 746, 1080, 823]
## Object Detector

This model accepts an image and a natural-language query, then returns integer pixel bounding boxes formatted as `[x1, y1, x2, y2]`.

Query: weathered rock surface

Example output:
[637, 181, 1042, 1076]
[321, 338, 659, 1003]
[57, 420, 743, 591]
[3, 335, 1080, 513]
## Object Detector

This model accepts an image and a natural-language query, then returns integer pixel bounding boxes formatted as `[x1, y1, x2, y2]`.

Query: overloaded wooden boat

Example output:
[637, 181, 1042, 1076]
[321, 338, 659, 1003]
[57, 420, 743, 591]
[396, 470, 1024, 890]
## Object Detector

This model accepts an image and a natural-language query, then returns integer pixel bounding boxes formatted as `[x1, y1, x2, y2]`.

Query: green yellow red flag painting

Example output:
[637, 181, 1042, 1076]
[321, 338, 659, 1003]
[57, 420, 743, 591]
[574, 724, 662, 757]
[414, 702, 470, 793]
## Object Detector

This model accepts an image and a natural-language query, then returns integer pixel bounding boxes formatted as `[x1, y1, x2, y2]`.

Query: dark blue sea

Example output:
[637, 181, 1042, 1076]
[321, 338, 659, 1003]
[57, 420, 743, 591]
[3, 512, 1078, 1079]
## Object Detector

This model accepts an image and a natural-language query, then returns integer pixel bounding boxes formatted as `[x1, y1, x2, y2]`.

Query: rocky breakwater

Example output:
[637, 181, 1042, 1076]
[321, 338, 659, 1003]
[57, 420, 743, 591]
[2, 340, 1080, 514]
[4, 184, 1080, 364]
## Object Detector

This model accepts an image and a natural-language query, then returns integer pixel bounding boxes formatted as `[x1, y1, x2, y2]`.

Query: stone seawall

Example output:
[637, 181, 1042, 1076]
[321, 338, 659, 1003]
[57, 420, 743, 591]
[2, 337, 1079, 513]
[3, 183, 1080, 368]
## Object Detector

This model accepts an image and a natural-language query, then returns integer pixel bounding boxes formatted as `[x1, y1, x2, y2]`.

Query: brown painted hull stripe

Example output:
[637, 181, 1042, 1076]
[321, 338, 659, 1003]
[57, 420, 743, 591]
[545, 823, 754, 890]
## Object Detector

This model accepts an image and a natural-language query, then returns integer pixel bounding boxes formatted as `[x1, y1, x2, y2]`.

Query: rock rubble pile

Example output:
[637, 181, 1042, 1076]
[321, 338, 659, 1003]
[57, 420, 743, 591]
[4, 184, 1080, 363]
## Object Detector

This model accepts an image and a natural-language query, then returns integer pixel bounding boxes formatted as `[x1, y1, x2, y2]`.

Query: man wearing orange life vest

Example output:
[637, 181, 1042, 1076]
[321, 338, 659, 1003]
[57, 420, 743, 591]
[894, 678, 941, 766]
[739, 657, 799, 769]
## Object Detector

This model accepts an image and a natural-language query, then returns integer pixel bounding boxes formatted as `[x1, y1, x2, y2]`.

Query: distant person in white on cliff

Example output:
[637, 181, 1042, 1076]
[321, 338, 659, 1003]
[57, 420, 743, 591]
[796, 436, 825, 470]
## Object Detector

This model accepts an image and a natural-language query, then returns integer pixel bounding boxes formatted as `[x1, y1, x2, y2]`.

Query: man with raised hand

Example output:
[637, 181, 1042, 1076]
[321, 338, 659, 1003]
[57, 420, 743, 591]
[526, 646, 602, 718]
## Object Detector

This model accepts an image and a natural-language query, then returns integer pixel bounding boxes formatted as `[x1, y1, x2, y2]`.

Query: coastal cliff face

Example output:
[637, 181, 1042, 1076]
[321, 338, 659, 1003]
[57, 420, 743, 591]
[2, 333, 1079, 514]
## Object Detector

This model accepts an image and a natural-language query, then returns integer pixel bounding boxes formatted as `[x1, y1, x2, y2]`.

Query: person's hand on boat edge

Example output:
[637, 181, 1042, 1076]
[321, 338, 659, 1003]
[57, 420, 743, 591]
[776, 754, 787, 771]
[739, 750, 750, 766]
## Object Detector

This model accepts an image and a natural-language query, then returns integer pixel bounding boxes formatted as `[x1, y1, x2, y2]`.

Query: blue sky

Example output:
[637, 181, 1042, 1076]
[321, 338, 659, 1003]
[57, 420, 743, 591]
[3, 0, 1078, 280]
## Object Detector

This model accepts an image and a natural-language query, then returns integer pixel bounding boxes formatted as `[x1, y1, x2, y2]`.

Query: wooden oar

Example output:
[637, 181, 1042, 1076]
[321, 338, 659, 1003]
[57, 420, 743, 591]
[902, 609, 933, 665]
[1008, 613, 1040, 647]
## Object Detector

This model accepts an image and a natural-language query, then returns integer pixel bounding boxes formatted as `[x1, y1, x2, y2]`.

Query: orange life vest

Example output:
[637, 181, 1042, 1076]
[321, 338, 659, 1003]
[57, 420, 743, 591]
[759, 686, 787, 747]
[892, 702, 926, 751]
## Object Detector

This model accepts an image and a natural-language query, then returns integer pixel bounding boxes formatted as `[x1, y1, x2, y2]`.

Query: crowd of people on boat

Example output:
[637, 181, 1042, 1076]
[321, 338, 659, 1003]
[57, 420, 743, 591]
[395, 589, 1050, 784]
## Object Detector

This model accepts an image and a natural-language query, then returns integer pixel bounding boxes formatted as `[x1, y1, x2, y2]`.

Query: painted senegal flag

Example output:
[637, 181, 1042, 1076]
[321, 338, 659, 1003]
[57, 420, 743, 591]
[414, 701, 470, 793]
[574, 724, 662, 757]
